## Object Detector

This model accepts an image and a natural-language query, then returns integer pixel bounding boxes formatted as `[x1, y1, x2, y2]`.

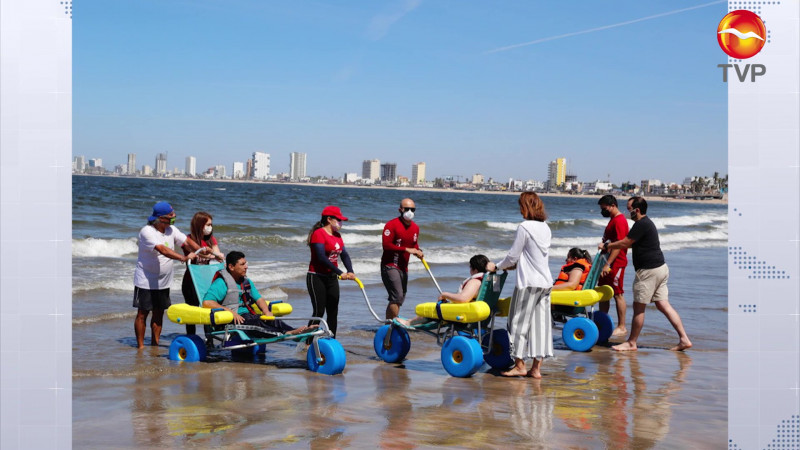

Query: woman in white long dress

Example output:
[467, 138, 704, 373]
[495, 192, 553, 378]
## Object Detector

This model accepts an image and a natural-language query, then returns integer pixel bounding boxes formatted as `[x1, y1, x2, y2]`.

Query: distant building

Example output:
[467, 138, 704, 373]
[246, 159, 253, 179]
[141, 164, 153, 176]
[88, 158, 102, 168]
[215, 165, 226, 179]
[185, 156, 196, 177]
[155, 153, 168, 176]
[344, 172, 359, 183]
[641, 179, 664, 195]
[547, 157, 566, 190]
[397, 175, 409, 186]
[114, 164, 126, 175]
[584, 180, 613, 193]
[172, 167, 182, 176]
[252, 152, 270, 180]
[524, 180, 544, 191]
[232, 161, 244, 179]
[127, 153, 136, 175]
[471, 173, 484, 185]
[380, 163, 397, 183]
[290, 152, 307, 180]
[411, 162, 426, 185]
[73, 155, 86, 173]
[362, 159, 380, 182]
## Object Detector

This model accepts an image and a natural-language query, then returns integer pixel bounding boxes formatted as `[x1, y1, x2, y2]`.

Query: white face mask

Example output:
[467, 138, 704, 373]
[403, 211, 415, 221]
[203, 225, 213, 236]
[331, 220, 342, 231]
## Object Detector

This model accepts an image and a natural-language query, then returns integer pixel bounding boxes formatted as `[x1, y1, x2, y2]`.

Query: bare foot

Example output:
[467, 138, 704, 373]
[669, 338, 693, 351]
[526, 368, 542, 379]
[396, 317, 412, 327]
[612, 341, 638, 352]
[611, 327, 627, 337]
[287, 325, 319, 336]
[501, 368, 527, 377]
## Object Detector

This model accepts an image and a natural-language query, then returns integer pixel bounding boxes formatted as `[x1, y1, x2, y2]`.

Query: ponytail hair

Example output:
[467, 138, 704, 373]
[307, 216, 331, 246]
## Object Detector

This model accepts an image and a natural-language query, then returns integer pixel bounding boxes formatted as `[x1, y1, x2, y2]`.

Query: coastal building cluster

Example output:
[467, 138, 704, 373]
[73, 152, 726, 198]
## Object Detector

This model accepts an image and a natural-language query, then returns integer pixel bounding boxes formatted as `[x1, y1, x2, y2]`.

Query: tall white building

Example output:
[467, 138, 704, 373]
[127, 153, 136, 175]
[232, 161, 244, 179]
[411, 162, 426, 185]
[362, 159, 380, 182]
[472, 173, 484, 185]
[252, 151, 270, 180]
[88, 158, 102, 168]
[142, 165, 153, 176]
[155, 153, 168, 175]
[73, 155, 86, 173]
[185, 156, 196, 177]
[289, 152, 307, 180]
[215, 165, 226, 178]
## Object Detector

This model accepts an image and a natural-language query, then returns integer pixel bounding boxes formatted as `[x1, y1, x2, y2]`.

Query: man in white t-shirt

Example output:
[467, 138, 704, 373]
[133, 201, 200, 349]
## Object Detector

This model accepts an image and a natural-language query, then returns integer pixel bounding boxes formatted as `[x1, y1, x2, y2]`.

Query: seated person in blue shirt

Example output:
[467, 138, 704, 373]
[202, 251, 314, 336]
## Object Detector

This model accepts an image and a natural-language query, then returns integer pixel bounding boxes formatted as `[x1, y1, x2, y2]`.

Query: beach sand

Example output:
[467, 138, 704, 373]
[73, 320, 726, 449]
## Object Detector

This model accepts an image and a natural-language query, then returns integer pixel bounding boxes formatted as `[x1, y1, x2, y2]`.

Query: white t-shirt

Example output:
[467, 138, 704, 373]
[496, 220, 553, 289]
[133, 224, 187, 290]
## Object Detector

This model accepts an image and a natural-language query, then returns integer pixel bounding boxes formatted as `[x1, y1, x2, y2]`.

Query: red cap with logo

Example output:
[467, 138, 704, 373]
[321, 205, 348, 221]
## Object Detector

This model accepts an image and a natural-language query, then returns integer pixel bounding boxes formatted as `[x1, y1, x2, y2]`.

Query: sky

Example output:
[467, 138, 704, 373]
[74, 0, 728, 184]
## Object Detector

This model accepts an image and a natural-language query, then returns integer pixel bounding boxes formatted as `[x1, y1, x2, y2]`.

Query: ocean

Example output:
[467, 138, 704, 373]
[72, 175, 728, 447]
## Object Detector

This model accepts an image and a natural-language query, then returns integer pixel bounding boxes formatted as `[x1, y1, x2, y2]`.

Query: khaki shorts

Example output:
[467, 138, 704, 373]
[632, 264, 669, 304]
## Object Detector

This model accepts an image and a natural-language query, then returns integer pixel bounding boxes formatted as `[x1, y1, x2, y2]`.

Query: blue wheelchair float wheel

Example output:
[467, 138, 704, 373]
[373, 324, 411, 363]
[481, 329, 513, 370]
[226, 334, 259, 359]
[441, 336, 484, 378]
[591, 311, 613, 344]
[307, 338, 346, 375]
[562, 317, 599, 352]
[169, 335, 203, 362]
[185, 334, 208, 361]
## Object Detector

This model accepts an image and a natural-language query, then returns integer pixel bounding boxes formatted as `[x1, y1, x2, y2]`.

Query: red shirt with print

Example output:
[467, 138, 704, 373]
[381, 217, 419, 272]
[308, 227, 344, 274]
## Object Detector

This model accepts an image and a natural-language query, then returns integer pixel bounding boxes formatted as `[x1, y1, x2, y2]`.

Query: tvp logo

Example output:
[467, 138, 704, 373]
[716, 10, 767, 82]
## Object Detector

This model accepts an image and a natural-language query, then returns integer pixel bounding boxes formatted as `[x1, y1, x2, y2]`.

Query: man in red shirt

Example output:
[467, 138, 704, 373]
[381, 198, 424, 320]
[598, 195, 629, 337]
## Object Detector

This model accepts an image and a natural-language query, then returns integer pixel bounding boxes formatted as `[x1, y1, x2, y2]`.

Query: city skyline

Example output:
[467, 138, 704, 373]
[74, 1, 727, 183]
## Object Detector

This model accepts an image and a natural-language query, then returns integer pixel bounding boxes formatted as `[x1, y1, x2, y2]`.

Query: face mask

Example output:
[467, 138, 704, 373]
[629, 210, 637, 220]
[163, 216, 176, 225]
[203, 225, 213, 236]
[403, 211, 415, 221]
[601, 209, 611, 218]
[331, 220, 342, 231]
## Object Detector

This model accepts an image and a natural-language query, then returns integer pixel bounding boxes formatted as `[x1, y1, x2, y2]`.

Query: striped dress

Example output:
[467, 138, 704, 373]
[496, 220, 554, 361]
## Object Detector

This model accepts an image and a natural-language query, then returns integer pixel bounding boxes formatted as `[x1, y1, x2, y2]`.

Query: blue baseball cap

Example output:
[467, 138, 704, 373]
[148, 201, 174, 222]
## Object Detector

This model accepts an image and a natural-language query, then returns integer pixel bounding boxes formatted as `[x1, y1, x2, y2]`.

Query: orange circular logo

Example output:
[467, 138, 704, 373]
[717, 10, 766, 59]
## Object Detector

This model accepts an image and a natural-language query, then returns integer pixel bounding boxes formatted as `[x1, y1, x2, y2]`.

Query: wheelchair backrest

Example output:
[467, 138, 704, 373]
[187, 262, 226, 301]
[476, 271, 507, 312]
[581, 252, 608, 291]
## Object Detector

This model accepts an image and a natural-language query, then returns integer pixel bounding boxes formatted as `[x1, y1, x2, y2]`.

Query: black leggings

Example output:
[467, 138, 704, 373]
[307, 272, 340, 337]
[181, 269, 199, 335]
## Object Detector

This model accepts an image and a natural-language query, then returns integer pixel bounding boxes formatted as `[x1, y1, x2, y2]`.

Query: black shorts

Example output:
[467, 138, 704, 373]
[133, 287, 171, 311]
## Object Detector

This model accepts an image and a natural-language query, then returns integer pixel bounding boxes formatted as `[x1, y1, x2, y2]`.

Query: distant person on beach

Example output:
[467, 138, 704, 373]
[133, 201, 200, 349]
[202, 251, 312, 336]
[381, 198, 424, 320]
[597, 194, 629, 337]
[306, 206, 355, 337]
[181, 211, 224, 338]
[397, 254, 496, 327]
[551, 248, 592, 291]
[598, 197, 692, 352]
[492, 192, 553, 379]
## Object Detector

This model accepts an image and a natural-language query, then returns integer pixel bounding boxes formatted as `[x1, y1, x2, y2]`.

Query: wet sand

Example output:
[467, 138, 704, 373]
[73, 321, 726, 449]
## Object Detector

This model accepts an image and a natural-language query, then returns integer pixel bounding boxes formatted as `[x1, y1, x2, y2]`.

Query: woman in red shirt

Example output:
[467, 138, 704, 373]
[181, 211, 224, 336]
[306, 205, 355, 337]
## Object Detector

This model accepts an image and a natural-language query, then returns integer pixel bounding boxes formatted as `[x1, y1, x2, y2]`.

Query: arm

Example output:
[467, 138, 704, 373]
[155, 244, 196, 262]
[438, 279, 482, 303]
[201, 280, 244, 324]
[497, 226, 526, 270]
[599, 236, 635, 253]
[602, 248, 622, 274]
[339, 248, 355, 280]
[311, 243, 344, 275]
[552, 268, 584, 291]
[382, 223, 423, 258]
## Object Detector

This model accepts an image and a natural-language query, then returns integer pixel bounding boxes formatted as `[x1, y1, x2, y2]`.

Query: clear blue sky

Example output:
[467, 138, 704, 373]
[74, 0, 727, 184]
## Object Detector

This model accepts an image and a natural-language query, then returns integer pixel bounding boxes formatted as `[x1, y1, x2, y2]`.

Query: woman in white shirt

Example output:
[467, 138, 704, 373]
[494, 192, 553, 379]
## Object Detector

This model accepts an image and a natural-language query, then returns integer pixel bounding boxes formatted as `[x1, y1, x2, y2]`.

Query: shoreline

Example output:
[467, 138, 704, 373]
[73, 173, 728, 205]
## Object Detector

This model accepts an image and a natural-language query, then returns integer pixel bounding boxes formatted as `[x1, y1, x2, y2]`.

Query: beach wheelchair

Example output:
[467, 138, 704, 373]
[548, 252, 615, 352]
[166, 262, 346, 375]
[354, 270, 513, 378]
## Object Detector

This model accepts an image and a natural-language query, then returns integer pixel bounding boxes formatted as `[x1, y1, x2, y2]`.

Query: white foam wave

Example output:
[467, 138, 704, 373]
[586, 213, 727, 230]
[486, 221, 518, 231]
[345, 223, 386, 231]
[73, 238, 138, 257]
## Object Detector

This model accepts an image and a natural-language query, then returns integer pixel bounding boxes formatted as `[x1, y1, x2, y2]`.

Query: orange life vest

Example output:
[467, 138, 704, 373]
[554, 258, 591, 290]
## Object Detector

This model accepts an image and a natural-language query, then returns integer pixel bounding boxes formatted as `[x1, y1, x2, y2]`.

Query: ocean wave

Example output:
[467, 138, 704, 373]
[486, 221, 518, 232]
[73, 237, 138, 257]
[73, 311, 135, 326]
[586, 213, 727, 230]
[344, 223, 385, 231]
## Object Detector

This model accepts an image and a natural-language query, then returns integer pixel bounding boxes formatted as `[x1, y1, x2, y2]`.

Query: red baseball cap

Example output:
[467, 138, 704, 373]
[321, 205, 348, 221]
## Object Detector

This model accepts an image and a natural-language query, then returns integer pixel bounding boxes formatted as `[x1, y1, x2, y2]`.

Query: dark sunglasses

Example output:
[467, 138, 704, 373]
[402, 207, 416, 212]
